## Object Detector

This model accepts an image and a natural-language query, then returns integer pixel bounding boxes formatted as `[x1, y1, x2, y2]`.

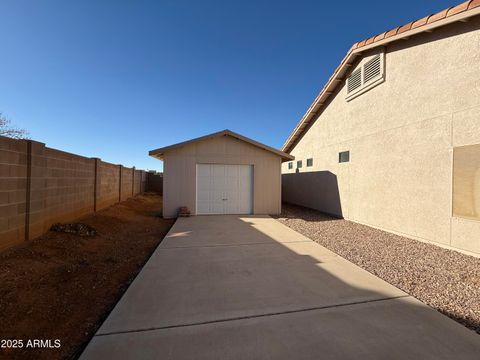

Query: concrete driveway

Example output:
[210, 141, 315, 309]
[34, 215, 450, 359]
[81, 216, 480, 359]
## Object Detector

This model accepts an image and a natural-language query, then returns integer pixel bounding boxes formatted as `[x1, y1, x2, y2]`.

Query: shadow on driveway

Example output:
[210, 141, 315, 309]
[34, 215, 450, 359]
[80, 215, 480, 360]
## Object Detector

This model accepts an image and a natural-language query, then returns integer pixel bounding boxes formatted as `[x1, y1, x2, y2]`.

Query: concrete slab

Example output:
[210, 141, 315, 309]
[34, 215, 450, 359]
[82, 297, 480, 360]
[159, 215, 310, 248]
[81, 215, 480, 359]
[97, 219, 405, 334]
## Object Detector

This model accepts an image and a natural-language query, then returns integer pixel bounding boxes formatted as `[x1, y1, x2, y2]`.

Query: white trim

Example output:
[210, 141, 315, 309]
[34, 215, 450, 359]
[346, 52, 385, 101]
[346, 77, 385, 101]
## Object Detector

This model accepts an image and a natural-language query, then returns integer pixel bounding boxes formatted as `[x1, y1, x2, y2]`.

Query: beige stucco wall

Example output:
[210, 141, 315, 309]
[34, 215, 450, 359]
[163, 135, 282, 218]
[282, 18, 480, 255]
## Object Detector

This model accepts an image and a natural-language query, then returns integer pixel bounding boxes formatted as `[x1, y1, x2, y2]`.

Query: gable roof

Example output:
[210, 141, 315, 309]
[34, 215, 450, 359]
[282, 0, 480, 153]
[149, 129, 295, 161]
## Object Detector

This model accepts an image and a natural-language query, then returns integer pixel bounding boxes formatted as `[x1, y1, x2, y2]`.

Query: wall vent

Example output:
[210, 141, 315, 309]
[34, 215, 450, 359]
[346, 51, 385, 100]
[347, 68, 362, 93]
[363, 54, 381, 83]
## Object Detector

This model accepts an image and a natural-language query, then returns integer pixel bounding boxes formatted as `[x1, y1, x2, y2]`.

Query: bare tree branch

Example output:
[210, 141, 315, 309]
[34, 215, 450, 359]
[0, 113, 29, 139]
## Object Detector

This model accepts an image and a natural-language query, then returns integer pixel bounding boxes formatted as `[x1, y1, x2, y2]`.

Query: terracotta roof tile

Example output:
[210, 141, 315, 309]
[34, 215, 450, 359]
[411, 16, 430, 29]
[357, 39, 367, 48]
[346, 1, 476, 51]
[469, 0, 480, 9]
[428, 8, 450, 23]
[385, 27, 400, 38]
[365, 36, 376, 45]
[397, 21, 414, 34]
[447, 1, 470, 16]
[373, 32, 387, 42]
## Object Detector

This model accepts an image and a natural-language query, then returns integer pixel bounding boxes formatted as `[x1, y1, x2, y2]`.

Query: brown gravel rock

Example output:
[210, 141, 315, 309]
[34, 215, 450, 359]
[50, 223, 97, 237]
[275, 203, 480, 334]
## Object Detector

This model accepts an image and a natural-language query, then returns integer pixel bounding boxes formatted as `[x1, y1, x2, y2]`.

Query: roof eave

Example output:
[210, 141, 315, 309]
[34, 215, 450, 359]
[148, 150, 164, 160]
[281, 4, 480, 153]
[149, 129, 294, 162]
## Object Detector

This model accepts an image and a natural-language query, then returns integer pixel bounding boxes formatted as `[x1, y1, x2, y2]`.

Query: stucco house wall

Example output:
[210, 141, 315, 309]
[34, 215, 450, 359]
[282, 17, 480, 255]
[163, 135, 283, 218]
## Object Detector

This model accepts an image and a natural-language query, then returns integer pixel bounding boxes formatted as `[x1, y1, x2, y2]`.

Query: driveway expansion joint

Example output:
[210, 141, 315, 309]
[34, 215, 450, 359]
[95, 294, 411, 337]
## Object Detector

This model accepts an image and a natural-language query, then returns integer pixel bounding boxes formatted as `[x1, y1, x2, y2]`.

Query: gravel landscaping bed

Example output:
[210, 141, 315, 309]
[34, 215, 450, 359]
[274, 203, 480, 334]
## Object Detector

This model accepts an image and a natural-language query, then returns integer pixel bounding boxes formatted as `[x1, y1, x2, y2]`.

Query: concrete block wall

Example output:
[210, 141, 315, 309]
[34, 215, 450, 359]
[29, 144, 96, 239]
[133, 170, 142, 194]
[120, 166, 133, 201]
[140, 171, 148, 193]
[0, 137, 28, 249]
[97, 161, 120, 211]
[146, 172, 163, 194]
[0, 136, 148, 252]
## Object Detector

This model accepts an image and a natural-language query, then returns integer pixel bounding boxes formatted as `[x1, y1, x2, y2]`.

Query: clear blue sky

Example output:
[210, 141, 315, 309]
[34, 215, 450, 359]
[0, 0, 456, 171]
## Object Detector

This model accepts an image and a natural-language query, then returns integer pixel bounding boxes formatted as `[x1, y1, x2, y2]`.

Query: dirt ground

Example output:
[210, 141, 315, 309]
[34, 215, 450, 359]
[0, 193, 174, 360]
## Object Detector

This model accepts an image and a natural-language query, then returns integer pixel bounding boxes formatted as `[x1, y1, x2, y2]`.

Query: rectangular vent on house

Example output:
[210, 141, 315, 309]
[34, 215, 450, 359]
[346, 51, 385, 100]
[363, 54, 381, 83]
[347, 68, 362, 94]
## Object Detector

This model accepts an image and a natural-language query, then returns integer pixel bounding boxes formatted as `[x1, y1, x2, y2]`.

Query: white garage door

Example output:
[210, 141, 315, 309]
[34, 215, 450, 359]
[196, 164, 253, 215]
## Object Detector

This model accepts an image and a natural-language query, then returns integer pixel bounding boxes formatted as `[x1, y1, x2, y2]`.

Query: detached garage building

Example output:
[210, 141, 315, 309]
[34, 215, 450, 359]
[149, 130, 293, 218]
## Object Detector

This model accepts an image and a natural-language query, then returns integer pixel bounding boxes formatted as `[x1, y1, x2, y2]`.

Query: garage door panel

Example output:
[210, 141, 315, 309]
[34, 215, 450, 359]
[237, 191, 252, 214]
[238, 165, 250, 177]
[197, 164, 252, 215]
[212, 178, 225, 190]
[197, 164, 212, 178]
[225, 191, 240, 214]
[197, 176, 211, 189]
[213, 165, 225, 178]
[211, 203, 224, 214]
[238, 166, 253, 214]
[225, 164, 239, 178]
[211, 189, 224, 202]
[196, 201, 211, 215]
[197, 190, 211, 202]
[225, 175, 238, 194]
